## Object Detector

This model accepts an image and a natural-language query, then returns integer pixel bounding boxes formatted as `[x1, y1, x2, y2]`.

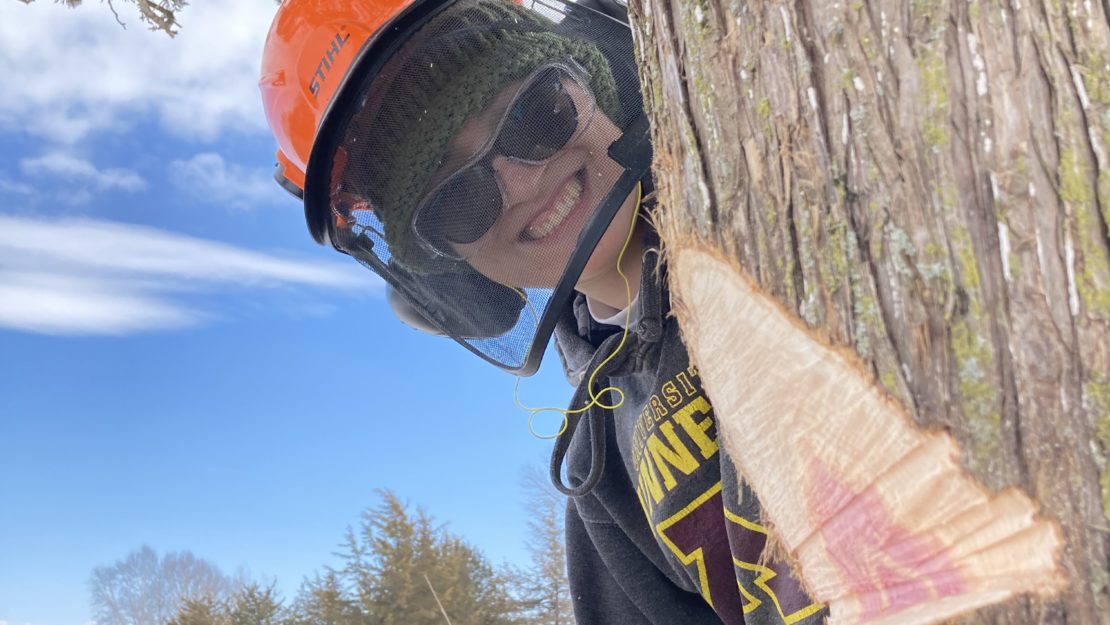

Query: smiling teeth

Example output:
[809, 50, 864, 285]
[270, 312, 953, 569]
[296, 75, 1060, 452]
[527, 176, 583, 240]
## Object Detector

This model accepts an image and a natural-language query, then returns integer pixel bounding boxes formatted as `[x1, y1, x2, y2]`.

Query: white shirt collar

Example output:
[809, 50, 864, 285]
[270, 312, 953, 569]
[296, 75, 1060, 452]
[585, 294, 642, 330]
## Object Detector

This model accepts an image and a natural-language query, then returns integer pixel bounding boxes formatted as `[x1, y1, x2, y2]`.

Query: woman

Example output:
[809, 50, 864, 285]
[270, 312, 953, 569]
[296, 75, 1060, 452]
[259, 1, 823, 622]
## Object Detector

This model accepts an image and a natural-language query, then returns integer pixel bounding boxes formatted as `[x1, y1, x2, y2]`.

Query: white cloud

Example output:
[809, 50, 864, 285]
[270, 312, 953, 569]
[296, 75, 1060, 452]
[21, 152, 146, 192]
[0, 0, 279, 143]
[0, 271, 200, 335]
[0, 215, 380, 335]
[170, 152, 283, 209]
[0, 176, 34, 195]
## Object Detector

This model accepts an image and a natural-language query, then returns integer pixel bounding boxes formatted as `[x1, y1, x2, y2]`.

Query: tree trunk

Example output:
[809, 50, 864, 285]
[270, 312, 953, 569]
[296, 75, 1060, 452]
[629, 0, 1110, 623]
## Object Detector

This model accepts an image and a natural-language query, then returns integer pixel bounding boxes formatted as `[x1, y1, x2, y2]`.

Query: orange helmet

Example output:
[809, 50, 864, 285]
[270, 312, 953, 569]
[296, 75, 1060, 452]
[259, 0, 427, 220]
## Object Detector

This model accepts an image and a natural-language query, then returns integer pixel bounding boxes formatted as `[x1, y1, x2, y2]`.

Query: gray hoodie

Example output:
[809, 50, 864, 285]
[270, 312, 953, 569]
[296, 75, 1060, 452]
[551, 232, 826, 625]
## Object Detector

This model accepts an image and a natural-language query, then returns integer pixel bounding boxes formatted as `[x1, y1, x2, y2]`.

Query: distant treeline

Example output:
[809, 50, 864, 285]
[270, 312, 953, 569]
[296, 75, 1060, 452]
[90, 486, 574, 625]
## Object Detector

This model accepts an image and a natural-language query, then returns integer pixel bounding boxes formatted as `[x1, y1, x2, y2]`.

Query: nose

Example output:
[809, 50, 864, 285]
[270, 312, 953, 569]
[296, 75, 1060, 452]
[490, 155, 550, 206]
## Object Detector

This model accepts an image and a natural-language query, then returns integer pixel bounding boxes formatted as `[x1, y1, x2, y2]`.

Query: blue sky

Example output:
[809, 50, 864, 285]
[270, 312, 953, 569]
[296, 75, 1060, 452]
[0, 3, 575, 624]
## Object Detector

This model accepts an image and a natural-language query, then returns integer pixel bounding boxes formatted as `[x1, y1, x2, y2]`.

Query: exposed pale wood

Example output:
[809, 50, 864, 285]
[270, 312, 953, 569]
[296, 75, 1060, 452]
[672, 246, 1062, 625]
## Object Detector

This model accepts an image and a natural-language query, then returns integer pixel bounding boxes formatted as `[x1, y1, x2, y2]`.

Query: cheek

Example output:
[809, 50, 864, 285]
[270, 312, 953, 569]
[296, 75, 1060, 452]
[465, 250, 563, 289]
[582, 189, 640, 275]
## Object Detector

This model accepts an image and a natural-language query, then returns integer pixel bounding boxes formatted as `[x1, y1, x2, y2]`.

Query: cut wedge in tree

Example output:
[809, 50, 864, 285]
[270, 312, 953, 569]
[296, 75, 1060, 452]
[670, 246, 1065, 625]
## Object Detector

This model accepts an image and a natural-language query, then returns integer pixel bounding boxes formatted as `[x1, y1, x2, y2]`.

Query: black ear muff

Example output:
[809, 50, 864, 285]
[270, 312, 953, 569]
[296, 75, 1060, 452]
[388, 286, 445, 335]
[385, 265, 527, 339]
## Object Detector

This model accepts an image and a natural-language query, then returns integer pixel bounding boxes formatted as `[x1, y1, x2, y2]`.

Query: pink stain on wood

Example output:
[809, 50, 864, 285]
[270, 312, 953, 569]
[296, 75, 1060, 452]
[806, 458, 968, 620]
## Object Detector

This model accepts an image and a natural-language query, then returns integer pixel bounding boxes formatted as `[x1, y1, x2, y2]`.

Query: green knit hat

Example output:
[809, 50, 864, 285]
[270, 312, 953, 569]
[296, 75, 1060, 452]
[337, 0, 622, 273]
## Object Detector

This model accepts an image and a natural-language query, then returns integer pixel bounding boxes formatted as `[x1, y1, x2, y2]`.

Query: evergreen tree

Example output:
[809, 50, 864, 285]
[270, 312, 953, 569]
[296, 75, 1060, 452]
[166, 596, 225, 625]
[227, 583, 285, 625]
[515, 469, 574, 625]
[167, 582, 286, 625]
[287, 573, 362, 625]
[352, 491, 522, 625]
[288, 491, 522, 625]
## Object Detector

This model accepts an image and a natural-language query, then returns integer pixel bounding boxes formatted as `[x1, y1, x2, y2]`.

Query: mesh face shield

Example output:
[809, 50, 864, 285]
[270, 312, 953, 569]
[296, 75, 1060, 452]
[312, 0, 650, 374]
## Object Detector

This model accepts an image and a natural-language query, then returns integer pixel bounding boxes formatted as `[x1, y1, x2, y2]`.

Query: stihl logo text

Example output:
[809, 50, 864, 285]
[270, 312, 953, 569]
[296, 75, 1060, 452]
[309, 32, 351, 98]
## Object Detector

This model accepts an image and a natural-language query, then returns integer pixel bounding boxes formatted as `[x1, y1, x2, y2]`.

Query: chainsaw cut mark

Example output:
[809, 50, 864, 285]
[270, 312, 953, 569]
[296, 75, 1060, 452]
[670, 246, 1064, 625]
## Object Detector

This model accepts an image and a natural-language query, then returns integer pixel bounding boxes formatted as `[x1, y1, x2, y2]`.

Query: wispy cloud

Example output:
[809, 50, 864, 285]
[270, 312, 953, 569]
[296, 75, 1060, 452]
[21, 152, 146, 192]
[0, 175, 34, 196]
[0, 216, 380, 336]
[0, 1, 278, 143]
[169, 153, 283, 210]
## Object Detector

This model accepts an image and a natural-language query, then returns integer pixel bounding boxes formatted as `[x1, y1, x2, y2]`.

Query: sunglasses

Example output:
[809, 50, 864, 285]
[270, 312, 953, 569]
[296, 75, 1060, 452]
[412, 64, 596, 260]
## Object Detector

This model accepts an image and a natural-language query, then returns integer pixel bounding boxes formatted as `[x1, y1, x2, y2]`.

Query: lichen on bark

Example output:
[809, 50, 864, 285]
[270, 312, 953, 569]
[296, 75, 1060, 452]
[632, 0, 1110, 622]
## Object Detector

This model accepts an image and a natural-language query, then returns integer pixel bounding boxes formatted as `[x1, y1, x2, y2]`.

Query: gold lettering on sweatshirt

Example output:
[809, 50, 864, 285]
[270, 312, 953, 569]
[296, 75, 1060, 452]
[662, 381, 683, 408]
[631, 366, 719, 518]
[649, 395, 669, 419]
[647, 422, 699, 489]
[672, 396, 716, 459]
[676, 371, 697, 395]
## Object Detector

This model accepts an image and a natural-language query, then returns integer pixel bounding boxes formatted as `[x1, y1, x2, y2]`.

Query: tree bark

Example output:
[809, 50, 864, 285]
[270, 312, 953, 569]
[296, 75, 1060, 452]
[629, 0, 1110, 623]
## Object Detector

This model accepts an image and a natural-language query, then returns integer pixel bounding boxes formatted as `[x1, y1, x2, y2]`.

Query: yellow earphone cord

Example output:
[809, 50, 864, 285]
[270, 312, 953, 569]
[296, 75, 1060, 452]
[513, 182, 642, 440]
